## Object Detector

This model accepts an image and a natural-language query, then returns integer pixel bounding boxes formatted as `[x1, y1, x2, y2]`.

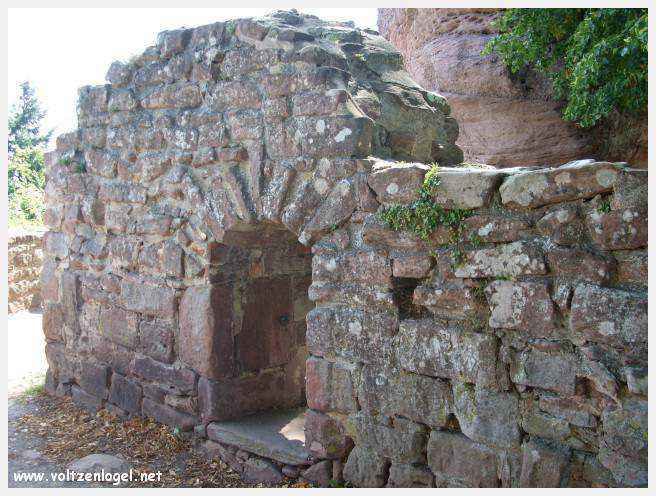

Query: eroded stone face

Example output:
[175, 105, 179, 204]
[485, 280, 556, 337]
[569, 284, 647, 347]
[455, 241, 547, 278]
[395, 319, 499, 388]
[499, 160, 624, 208]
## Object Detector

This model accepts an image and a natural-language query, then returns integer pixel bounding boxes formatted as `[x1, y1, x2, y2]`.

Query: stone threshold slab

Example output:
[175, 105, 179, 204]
[207, 407, 311, 466]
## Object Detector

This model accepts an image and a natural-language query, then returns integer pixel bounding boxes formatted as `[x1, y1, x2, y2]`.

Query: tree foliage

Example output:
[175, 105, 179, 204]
[9, 81, 52, 155]
[483, 8, 647, 128]
[8, 81, 51, 227]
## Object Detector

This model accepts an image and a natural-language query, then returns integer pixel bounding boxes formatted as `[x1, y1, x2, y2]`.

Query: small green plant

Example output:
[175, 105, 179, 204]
[59, 156, 71, 166]
[451, 246, 466, 267]
[469, 233, 483, 248]
[378, 165, 474, 246]
[224, 21, 236, 37]
[597, 198, 612, 213]
[472, 283, 487, 299]
[328, 479, 351, 488]
[74, 162, 87, 174]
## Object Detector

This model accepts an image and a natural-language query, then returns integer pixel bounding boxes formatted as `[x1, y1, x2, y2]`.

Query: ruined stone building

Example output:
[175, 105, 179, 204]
[41, 10, 647, 487]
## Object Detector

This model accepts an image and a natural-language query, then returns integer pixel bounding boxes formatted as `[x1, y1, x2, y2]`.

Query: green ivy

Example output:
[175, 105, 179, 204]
[483, 9, 647, 128]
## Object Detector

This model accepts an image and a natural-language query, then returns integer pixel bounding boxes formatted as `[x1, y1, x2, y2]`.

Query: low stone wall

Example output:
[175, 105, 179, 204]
[40, 10, 647, 488]
[8, 229, 44, 313]
[348, 159, 647, 488]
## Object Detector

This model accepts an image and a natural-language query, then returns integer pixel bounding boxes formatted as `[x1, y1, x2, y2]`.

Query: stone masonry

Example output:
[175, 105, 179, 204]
[41, 10, 647, 487]
[9, 229, 44, 314]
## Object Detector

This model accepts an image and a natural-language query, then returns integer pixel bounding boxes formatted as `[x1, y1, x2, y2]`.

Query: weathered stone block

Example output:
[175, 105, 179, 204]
[455, 241, 546, 278]
[302, 460, 332, 487]
[392, 254, 432, 278]
[452, 382, 521, 449]
[536, 204, 582, 245]
[520, 396, 571, 441]
[387, 463, 434, 487]
[139, 320, 175, 364]
[500, 160, 623, 208]
[519, 438, 571, 487]
[306, 306, 397, 366]
[179, 285, 234, 379]
[394, 319, 498, 387]
[615, 251, 647, 287]
[98, 306, 139, 349]
[485, 280, 556, 337]
[109, 373, 142, 414]
[132, 355, 196, 393]
[600, 396, 647, 461]
[367, 160, 430, 204]
[207, 80, 261, 111]
[547, 246, 614, 284]
[141, 82, 201, 110]
[569, 283, 647, 347]
[463, 214, 531, 243]
[413, 281, 480, 320]
[537, 393, 597, 428]
[430, 167, 505, 209]
[304, 409, 352, 460]
[343, 445, 389, 488]
[427, 430, 499, 487]
[510, 349, 577, 395]
[306, 356, 358, 414]
[42, 302, 64, 342]
[78, 362, 110, 399]
[357, 365, 452, 428]
[623, 366, 647, 396]
[346, 412, 428, 464]
[361, 214, 425, 251]
[43, 231, 69, 259]
[120, 281, 177, 317]
[142, 397, 198, 431]
[157, 28, 192, 57]
[71, 385, 104, 413]
[197, 371, 290, 423]
[312, 249, 392, 287]
[300, 179, 358, 243]
[242, 457, 284, 485]
[585, 208, 647, 250]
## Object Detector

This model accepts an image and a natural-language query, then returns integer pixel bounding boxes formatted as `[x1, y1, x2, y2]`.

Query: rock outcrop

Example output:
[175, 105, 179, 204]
[377, 8, 647, 168]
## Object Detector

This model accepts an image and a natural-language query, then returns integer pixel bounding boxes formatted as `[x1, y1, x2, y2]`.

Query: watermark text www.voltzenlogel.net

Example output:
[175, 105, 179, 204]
[13, 469, 162, 486]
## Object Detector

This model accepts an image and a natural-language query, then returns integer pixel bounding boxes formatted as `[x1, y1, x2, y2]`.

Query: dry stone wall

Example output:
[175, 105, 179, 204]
[41, 10, 647, 488]
[9, 229, 44, 313]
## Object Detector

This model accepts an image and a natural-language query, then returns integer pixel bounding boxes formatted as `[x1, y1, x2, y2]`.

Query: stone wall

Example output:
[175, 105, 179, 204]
[41, 10, 647, 488]
[377, 8, 648, 168]
[8, 229, 44, 314]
